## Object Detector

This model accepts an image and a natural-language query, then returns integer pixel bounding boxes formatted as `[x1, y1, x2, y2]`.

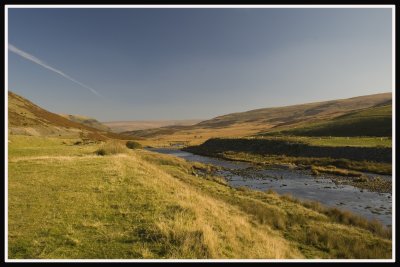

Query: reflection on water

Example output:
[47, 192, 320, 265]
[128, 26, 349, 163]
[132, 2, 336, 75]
[147, 148, 392, 226]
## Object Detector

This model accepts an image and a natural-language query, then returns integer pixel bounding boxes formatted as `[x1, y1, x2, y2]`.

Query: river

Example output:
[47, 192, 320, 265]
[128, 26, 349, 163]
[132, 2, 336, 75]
[147, 148, 392, 227]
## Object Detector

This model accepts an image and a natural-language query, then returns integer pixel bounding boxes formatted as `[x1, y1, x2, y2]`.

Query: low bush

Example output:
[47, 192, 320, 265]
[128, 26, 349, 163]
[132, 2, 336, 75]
[73, 140, 82, 145]
[126, 140, 142, 149]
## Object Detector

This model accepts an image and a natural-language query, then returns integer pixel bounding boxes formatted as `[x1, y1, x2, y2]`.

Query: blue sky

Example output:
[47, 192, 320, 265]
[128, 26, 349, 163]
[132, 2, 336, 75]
[8, 7, 392, 121]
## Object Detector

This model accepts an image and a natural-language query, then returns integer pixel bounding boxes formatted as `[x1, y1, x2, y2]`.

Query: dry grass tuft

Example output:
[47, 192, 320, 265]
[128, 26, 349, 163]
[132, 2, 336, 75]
[310, 165, 362, 177]
[95, 140, 128, 155]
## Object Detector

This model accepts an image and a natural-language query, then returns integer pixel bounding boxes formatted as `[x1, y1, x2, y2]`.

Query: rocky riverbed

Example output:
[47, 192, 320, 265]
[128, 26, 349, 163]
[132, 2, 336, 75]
[147, 148, 392, 227]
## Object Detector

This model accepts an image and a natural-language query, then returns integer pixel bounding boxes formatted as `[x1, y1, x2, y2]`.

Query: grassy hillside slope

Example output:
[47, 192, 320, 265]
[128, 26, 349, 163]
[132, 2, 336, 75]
[8, 135, 391, 259]
[263, 104, 392, 137]
[59, 114, 111, 132]
[197, 93, 391, 129]
[8, 91, 133, 141]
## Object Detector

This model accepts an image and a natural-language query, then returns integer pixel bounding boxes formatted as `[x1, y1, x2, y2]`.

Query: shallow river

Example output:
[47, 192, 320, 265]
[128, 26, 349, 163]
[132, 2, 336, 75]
[148, 148, 392, 227]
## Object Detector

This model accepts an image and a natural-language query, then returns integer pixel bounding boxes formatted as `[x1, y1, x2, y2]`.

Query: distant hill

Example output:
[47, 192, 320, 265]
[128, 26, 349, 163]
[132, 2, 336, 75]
[196, 92, 392, 129]
[104, 119, 203, 133]
[263, 104, 392, 137]
[8, 91, 133, 141]
[125, 92, 392, 141]
[60, 114, 111, 132]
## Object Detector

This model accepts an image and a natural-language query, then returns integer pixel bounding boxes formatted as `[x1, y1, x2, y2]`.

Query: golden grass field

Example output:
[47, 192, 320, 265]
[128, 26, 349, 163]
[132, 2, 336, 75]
[8, 135, 392, 259]
[139, 122, 271, 147]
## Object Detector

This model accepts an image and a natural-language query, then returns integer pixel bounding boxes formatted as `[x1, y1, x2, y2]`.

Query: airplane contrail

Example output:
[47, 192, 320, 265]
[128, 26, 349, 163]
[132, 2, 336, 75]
[8, 44, 102, 97]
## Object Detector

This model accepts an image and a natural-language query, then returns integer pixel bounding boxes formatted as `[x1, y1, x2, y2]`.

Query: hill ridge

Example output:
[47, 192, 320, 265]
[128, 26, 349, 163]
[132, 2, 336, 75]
[124, 92, 392, 142]
[8, 91, 133, 140]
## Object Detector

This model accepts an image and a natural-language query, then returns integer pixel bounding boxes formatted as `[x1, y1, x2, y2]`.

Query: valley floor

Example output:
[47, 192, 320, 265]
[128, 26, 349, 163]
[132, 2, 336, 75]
[8, 136, 392, 259]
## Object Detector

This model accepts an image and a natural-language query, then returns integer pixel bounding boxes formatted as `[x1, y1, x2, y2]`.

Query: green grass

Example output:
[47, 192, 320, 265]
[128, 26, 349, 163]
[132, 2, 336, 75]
[304, 137, 392, 147]
[8, 135, 100, 158]
[253, 136, 392, 148]
[8, 135, 392, 259]
[264, 104, 392, 137]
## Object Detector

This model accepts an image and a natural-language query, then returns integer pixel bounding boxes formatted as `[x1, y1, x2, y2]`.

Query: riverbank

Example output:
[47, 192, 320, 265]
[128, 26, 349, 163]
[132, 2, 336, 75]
[184, 138, 392, 163]
[151, 148, 392, 226]
[183, 138, 392, 193]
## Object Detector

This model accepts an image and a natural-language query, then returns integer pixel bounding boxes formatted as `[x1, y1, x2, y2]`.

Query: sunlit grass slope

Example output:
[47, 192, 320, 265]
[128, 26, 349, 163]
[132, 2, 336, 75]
[8, 136, 391, 259]
[8, 91, 133, 140]
[265, 104, 392, 137]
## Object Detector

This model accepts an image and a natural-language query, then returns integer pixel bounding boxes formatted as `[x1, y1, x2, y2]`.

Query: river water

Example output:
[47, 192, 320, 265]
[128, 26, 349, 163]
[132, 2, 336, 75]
[147, 148, 392, 227]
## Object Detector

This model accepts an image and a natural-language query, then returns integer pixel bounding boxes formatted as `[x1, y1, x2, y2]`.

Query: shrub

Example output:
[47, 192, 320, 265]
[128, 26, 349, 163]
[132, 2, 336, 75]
[126, 140, 142, 149]
[95, 141, 127, 155]
[96, 148, 107, 156]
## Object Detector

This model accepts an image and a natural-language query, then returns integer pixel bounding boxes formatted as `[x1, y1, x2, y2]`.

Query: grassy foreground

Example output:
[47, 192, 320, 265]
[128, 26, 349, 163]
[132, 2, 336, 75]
[8, 136, 391, 259]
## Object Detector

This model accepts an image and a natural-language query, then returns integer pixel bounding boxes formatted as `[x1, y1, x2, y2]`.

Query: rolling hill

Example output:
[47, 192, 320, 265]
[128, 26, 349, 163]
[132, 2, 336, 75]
[60, 114, 111, 132]
[196, 92, 392, 129]
[124, 92, 392, 145]
[263, 104, 392, 137]
[103, 119, 203, 133]
[8, 91, 133, 141]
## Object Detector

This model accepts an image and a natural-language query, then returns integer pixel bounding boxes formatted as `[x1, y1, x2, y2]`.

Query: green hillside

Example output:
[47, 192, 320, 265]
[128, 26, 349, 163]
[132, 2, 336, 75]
[265, 104, 392, 137]
[197, 93, 391, 129]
